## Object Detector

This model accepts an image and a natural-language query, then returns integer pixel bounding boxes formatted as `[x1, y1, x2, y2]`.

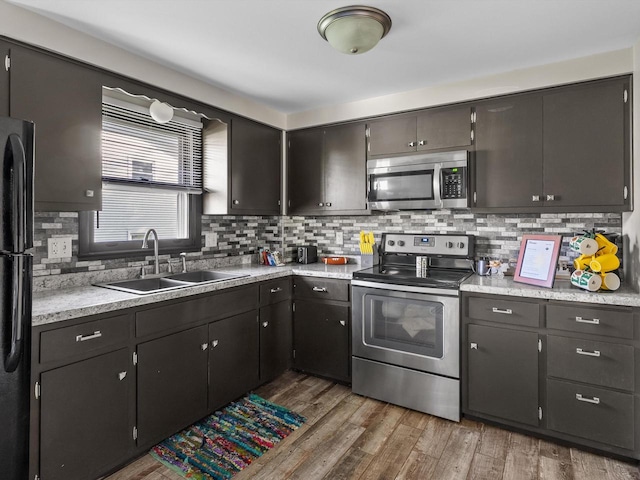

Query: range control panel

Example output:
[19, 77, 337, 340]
[383, 233, 474, 257]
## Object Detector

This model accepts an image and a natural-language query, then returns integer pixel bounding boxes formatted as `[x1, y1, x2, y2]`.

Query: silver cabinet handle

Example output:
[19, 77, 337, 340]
[408, 141, 416, 147]
[339, 320, 346, 327]
[546, 194, 555, 201]
[233, 199, 239, 205]
[576, 348, 601, 357]
[532, 195, 540, 202]
[576, 393, 600, 405]
[212, 340, 219, 348]
[325, 202, 332, 207]
[470, 343, 478, 350]
[118, 371, 127, 381]
[575, 316, 600, 325]
[76, 331, 102, 342]
[318, 202, 324, 207]
[492, 307, 512, 315]
[270, 287, 282, 293]
[418, 140, 426, 146]
[201, 343, 209, 351]
[312, 287, 328, 293]
[262, 321, 269, 328]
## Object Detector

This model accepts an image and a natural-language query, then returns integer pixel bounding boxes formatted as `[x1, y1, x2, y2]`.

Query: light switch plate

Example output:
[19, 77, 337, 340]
[335, 231, 344, 245]
[48, 237, 72, 259]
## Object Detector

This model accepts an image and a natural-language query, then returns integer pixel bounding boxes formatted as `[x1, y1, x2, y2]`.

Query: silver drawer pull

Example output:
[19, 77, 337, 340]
[575, 316, 600, 325]
[576, 348, 601, 357]
[76, 331, 102, 342]
[212, 340, 219, 347]
[270, 287, 282, 293]
[339, 320, 346, 327]
[470, 343, 478, 350]
[201, 343, 209, 351]
[262, 321, 269, 328]
[492, 307, 512, 315]
[576, 393, 600, 405]
[312, 287, 328, 293]
[118, 371, 127, 381]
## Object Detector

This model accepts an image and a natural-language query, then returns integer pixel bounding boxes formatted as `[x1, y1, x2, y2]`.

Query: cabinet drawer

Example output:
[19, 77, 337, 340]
[546, 378, 634, 450]
[547, 335, 634, 391]
[467, 296, 540, 327]
[546, 303, 633, 339]
[40, 314, 131, 364]
[259, 278, 291, 306]
[293, 277, 349, 302]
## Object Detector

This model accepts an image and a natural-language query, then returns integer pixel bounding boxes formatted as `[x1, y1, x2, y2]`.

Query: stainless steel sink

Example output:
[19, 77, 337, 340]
[95, 270, 249, 294]
[166, 270, 249, 283]
[97, 277, 190, 295]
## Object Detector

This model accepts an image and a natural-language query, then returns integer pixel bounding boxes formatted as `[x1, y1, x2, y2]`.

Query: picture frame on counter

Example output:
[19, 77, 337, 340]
[513, 234, 562, 288]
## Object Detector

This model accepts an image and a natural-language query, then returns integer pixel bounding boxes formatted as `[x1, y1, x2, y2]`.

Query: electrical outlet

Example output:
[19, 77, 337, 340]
[48, 237, 72, 259]
[335, 231, 344, 246]
[205, 232, 218, 248]
[556, 257, 571, 278]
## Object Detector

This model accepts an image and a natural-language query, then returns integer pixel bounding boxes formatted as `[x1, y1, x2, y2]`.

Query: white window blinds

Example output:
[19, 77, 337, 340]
[102, 98, 203, 193]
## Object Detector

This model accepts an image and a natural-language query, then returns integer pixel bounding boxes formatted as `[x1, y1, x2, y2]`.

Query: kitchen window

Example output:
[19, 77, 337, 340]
[79, 91, 203, 258]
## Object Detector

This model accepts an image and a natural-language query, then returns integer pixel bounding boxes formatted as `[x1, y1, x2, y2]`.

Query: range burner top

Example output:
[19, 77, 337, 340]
[353, 265, 473, 289]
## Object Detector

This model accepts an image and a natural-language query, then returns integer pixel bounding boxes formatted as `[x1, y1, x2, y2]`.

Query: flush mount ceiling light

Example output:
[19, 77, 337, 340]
[318, 5, 392, 55]
[149, 99, 174, 123]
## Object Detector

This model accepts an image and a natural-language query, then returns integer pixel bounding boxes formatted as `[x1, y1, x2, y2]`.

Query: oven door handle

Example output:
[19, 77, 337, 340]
[351, 279, 459, 297]
[433, 163, 443, 208]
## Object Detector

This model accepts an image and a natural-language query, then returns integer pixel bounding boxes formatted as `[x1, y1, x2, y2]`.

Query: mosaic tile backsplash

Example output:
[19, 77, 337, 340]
[33, 210, 622, 291]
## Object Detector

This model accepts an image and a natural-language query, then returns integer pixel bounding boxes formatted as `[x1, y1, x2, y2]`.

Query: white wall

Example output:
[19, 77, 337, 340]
[622, 38, 640, 292]
[287, 49, 633, 129]
[0, 1, 287, 128]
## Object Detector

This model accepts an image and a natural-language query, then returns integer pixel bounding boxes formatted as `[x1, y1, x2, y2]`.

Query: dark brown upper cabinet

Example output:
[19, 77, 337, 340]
[9, 44, 103, 211]
[288, 122, 367, 215]
[473, 76, 631, 213]
[474, 92, 544, 209]
[229, 116, 282, 215]
[368, 105, 472, 157]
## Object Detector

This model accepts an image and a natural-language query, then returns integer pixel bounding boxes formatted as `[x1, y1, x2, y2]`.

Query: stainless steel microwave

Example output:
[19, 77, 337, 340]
[367, 150, 469, 211]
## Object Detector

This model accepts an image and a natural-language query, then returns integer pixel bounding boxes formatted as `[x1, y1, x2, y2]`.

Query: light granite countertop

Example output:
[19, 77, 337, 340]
[32, 263, 364, 326]
[461, 275, 640, 307]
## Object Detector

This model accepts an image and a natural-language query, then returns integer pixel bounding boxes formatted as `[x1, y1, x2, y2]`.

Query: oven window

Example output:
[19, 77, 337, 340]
[364, 294, 444, 358]
[370, 170, 434, 201]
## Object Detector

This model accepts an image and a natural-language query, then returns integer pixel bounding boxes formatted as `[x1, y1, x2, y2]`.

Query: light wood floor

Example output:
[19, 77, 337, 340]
[106, 371, 640, 480]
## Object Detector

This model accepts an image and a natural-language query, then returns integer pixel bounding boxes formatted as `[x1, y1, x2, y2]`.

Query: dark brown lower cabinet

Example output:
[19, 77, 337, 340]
[259, 300, 292, 383]
[137, 325, 209, 447]
[209, 310, 260, 411]
[39, 348, 133, 480]
[293, 299, 350, 383]
[467, 324, 540, 426]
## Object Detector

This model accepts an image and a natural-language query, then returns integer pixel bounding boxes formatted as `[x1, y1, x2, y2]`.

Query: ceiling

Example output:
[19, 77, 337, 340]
[7, 0, 640, 114]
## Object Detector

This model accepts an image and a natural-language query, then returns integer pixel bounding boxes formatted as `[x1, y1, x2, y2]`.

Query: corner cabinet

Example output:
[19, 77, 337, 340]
[367, 105, 472, 157]
[229, 116, 282, 215]
[462, 292, 640, 460]
[473, 76, 632, 212]
[8, 42, 103, 211]
[288, 122, 367, 215]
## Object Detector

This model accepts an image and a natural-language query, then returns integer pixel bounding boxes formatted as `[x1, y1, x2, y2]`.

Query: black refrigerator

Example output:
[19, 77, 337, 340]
[0, 117, 34, 480]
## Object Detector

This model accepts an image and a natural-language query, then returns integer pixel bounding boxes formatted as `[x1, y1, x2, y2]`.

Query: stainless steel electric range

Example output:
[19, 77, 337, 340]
[351, 232, 475, 422]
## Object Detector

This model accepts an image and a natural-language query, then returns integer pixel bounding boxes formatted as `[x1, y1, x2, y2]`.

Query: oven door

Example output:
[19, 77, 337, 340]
[367, 163, 441, 211]
[352, 281, 459, 378]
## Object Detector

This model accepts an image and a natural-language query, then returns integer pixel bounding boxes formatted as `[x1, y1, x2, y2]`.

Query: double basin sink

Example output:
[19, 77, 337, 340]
[96, 270, 249, 295]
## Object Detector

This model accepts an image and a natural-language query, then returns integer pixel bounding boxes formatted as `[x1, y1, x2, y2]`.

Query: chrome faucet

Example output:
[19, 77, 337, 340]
[180, 252, 188, 273]
[142, 229, 160, 275]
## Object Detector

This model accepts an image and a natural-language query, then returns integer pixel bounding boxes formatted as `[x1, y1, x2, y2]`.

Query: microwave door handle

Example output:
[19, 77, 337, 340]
[433, 164, 443, 208]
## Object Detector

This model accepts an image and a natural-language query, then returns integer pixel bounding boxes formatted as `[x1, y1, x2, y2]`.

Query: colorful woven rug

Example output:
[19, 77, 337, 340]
[150, 394, 306, 480]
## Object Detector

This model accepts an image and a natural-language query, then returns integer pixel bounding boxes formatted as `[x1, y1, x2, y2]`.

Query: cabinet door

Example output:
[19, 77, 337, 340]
[323, 123, 367, 212]
[474, 94, 543, 209]
[230, 117, 281, 214]
[467, 324, 539, 426]
[137, 326, 208, 446]
[293, 300, 350, 382]
[260, 300, 292, 383]
[9, 45, 102, 211]
[543, 78, 629, 208]
[417, 106, 471, 151]
[209, 310, 260, 411]
[40, 348, 133, 480]
[368, 115, 416, 157]
[288, 128, 324, 213]
[0, 41, 8, 116]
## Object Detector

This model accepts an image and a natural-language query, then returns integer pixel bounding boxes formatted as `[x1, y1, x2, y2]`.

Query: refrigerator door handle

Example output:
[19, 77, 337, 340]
[4, 255, 28, 373]
[8, 134, 27, 252]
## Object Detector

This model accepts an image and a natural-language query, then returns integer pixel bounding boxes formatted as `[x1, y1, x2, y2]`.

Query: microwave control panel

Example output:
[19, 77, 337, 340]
[441, 167, 467, 199]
